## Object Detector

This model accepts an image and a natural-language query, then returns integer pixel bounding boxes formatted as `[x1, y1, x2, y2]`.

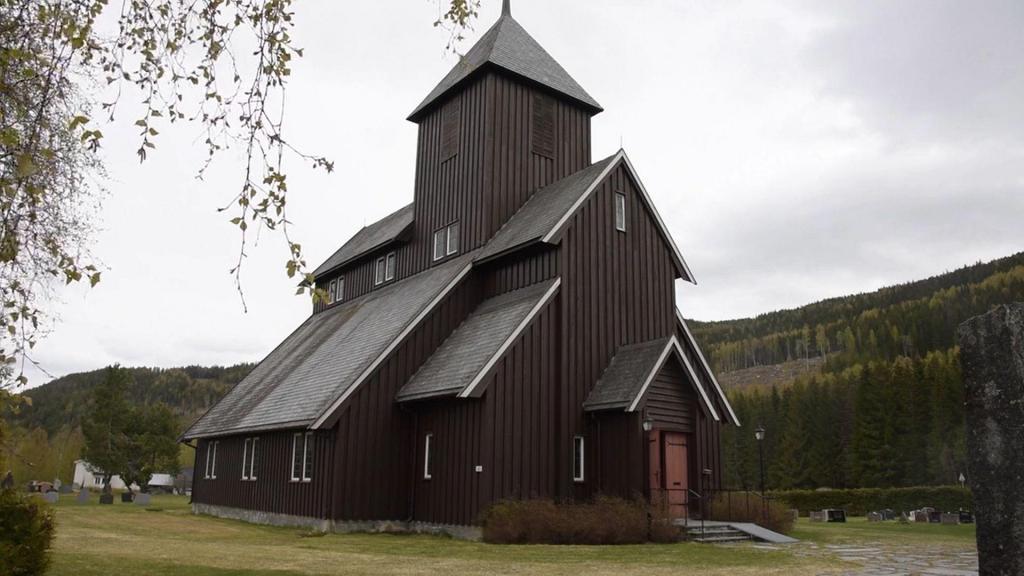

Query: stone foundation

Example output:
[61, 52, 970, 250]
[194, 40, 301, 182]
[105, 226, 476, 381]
[191, 503, 482, 540]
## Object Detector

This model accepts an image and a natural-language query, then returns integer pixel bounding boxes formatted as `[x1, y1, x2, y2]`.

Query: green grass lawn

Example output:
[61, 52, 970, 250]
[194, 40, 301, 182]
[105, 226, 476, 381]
[792, 516, 977, 547]
[42, 495, 973, 575]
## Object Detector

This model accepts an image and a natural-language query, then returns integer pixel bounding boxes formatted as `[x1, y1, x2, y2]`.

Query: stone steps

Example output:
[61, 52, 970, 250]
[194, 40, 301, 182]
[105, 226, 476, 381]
[686, 525, 751, 543]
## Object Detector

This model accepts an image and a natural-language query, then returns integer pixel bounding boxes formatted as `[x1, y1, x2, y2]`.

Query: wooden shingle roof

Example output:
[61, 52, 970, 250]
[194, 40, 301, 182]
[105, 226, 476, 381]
[396, 279, 560, 402]
[408, 13, 602, 121]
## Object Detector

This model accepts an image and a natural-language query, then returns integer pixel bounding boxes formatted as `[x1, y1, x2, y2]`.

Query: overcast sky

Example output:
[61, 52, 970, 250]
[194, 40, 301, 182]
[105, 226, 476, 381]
[23, 0, 1024, 385]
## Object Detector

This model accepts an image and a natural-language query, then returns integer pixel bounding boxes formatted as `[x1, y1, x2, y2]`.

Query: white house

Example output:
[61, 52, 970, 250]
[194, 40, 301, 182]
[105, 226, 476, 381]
[72, 460, 137, 491]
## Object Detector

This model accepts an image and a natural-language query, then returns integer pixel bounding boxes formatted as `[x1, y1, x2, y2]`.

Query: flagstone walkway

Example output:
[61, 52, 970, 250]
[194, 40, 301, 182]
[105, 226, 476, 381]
[750, 541, 979, 576]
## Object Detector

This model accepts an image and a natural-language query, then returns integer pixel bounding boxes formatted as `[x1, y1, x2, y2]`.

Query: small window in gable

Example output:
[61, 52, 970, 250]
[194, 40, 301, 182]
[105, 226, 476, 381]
[441, 98, 461, 161]
[532, 93, 555, 158]
[614, 192, 627, 232]
[328, 280, 337, 304]
[572, 435, 584, 482]
[336, 276, 345, 302]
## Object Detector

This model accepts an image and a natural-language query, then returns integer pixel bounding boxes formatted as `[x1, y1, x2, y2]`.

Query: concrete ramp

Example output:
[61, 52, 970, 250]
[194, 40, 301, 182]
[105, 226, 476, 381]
[676, 519, 798, 544]
[727, 522, 798, 544]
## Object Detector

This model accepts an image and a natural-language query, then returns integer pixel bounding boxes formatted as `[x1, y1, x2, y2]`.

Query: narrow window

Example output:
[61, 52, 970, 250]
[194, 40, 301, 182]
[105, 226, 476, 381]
[433, 229, 445, 261]
[614, 192, 627, 232]
[241, 438, 251, 480]
[328, 280, 337, 304]
[336, 277, 344, 302]
[302, 432, 314, 482]
[423, 433, 433, 480]
[446, 222, 460, 256]
[374, 257, 386, 286]
[532, 93, 555, 158]
[204, 442, 212, 479]
[441, 98, 461, 161]
[291, 433, 302, 481]
[250, 438, 259, 480]
[209, 441, 219, 480]
[385, 252, 396, 282]
[572, 436, 584, 482]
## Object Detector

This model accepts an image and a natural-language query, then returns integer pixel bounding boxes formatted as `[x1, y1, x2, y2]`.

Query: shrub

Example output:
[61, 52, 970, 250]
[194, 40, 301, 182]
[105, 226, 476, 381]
[0, 489, 56, 576]
[480, 496, 680, 544]
[770, 486, 972, 517]
[706, 491, 794, 534]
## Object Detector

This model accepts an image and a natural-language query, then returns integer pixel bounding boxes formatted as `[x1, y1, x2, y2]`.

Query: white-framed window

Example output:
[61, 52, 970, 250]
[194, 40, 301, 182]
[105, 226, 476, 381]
[433, 229, 446, 261]
[241, 437, 258, 481]
[385, 252, 396, 282]
[205, 440, 219, 480]
[423, 433, 433, 480]
[572, 435, 584, 482]
[94, 476, 102, 486]
[328, 280, 337, 304]
[614, 192, 626, 232]
[291, 432, 314, 482]
[336, 276, 344, 302]
[446, 222, 460, 256]
[432, 222, 460, 261]
[375, 253, 397, 285]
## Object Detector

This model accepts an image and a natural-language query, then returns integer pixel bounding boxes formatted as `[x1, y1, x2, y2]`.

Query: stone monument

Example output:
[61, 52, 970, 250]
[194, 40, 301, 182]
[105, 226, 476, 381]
[959, 303, 1024, 576]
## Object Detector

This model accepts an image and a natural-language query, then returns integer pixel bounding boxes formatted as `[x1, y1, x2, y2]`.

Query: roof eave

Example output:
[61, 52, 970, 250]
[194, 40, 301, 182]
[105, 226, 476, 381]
[407, 63, 603, 123]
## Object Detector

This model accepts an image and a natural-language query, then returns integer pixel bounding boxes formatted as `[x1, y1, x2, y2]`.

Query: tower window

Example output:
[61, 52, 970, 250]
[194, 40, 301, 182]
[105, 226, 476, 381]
[532, 93, 555, 158]
[614, 192, 627, 232]
[441, 98, 461, 161]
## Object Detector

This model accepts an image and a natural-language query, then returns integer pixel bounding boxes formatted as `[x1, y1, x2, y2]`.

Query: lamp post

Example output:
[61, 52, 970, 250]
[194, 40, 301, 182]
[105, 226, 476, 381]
[755, 425, 767, 523]
[753, 424, 770, 496]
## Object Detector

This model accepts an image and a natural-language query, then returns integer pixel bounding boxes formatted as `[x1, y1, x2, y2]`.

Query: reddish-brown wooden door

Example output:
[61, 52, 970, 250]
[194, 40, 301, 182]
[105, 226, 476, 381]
[663, 432, 689, 517]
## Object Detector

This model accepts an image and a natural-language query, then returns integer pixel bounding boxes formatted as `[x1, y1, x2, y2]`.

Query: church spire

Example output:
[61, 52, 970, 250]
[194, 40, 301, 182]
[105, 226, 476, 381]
[502, 0, 511, 17]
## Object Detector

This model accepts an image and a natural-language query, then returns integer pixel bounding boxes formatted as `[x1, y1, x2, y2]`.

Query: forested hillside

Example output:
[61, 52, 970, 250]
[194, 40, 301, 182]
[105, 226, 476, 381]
[2, 364, 251, 484]
[690, 252, 1024, 491]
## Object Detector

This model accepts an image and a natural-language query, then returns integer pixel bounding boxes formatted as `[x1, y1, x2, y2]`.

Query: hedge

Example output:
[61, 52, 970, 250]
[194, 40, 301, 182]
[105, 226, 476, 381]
[480, 496, 679, 544]
[0, 489, 56, 576]
[770, 486, 972, 516]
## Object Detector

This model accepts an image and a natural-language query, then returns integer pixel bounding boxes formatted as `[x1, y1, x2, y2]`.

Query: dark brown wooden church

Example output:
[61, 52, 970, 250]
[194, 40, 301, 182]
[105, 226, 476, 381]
[183, 2, 738, 534]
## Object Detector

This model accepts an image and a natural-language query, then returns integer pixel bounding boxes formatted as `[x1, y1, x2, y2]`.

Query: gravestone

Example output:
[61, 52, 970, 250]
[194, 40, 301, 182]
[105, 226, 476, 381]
[959, 303, 1024, 576]
[825, 509, 847, 523]
[867, 512, 883, 522]
[959, 510, 975, 524]
[134, 493, 151, 506]
[99, 484, 113, 505]
[940, 513, 959, 525]
[42, 492, 59, 504]
[928, 510, 942, 524]
[76, 489, 90, 504]
[809, 510, 826, 522]
[788, 509, 799, 521]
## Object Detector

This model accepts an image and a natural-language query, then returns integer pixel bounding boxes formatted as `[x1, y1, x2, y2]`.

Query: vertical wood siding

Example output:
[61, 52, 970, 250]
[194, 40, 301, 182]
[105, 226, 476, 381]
[410, 298, 560, 525]
[560, 163, 679, 500]
[329, 276, 483, 521]
[191, 431, 334, 518]
[410, 73, 591, 274]
[480, 246, 559, 298]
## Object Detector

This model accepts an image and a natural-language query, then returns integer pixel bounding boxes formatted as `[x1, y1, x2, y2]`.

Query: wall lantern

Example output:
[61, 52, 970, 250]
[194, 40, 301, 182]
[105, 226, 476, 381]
[755, 425, 766, 442]
[642, 417, 653, 432]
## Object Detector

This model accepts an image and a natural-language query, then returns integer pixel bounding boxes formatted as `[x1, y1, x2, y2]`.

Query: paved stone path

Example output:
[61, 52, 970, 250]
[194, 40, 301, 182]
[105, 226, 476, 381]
[749, 541, 979, 576]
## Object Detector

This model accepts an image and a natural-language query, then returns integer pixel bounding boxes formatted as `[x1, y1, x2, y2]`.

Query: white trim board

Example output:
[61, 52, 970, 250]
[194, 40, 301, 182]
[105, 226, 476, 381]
[625, 335, 721, 422]
[675, 308, 741, 426]
[459, 278, 562, 398]
[540, 149, 695, 284]
[311, 262, 474, 429]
